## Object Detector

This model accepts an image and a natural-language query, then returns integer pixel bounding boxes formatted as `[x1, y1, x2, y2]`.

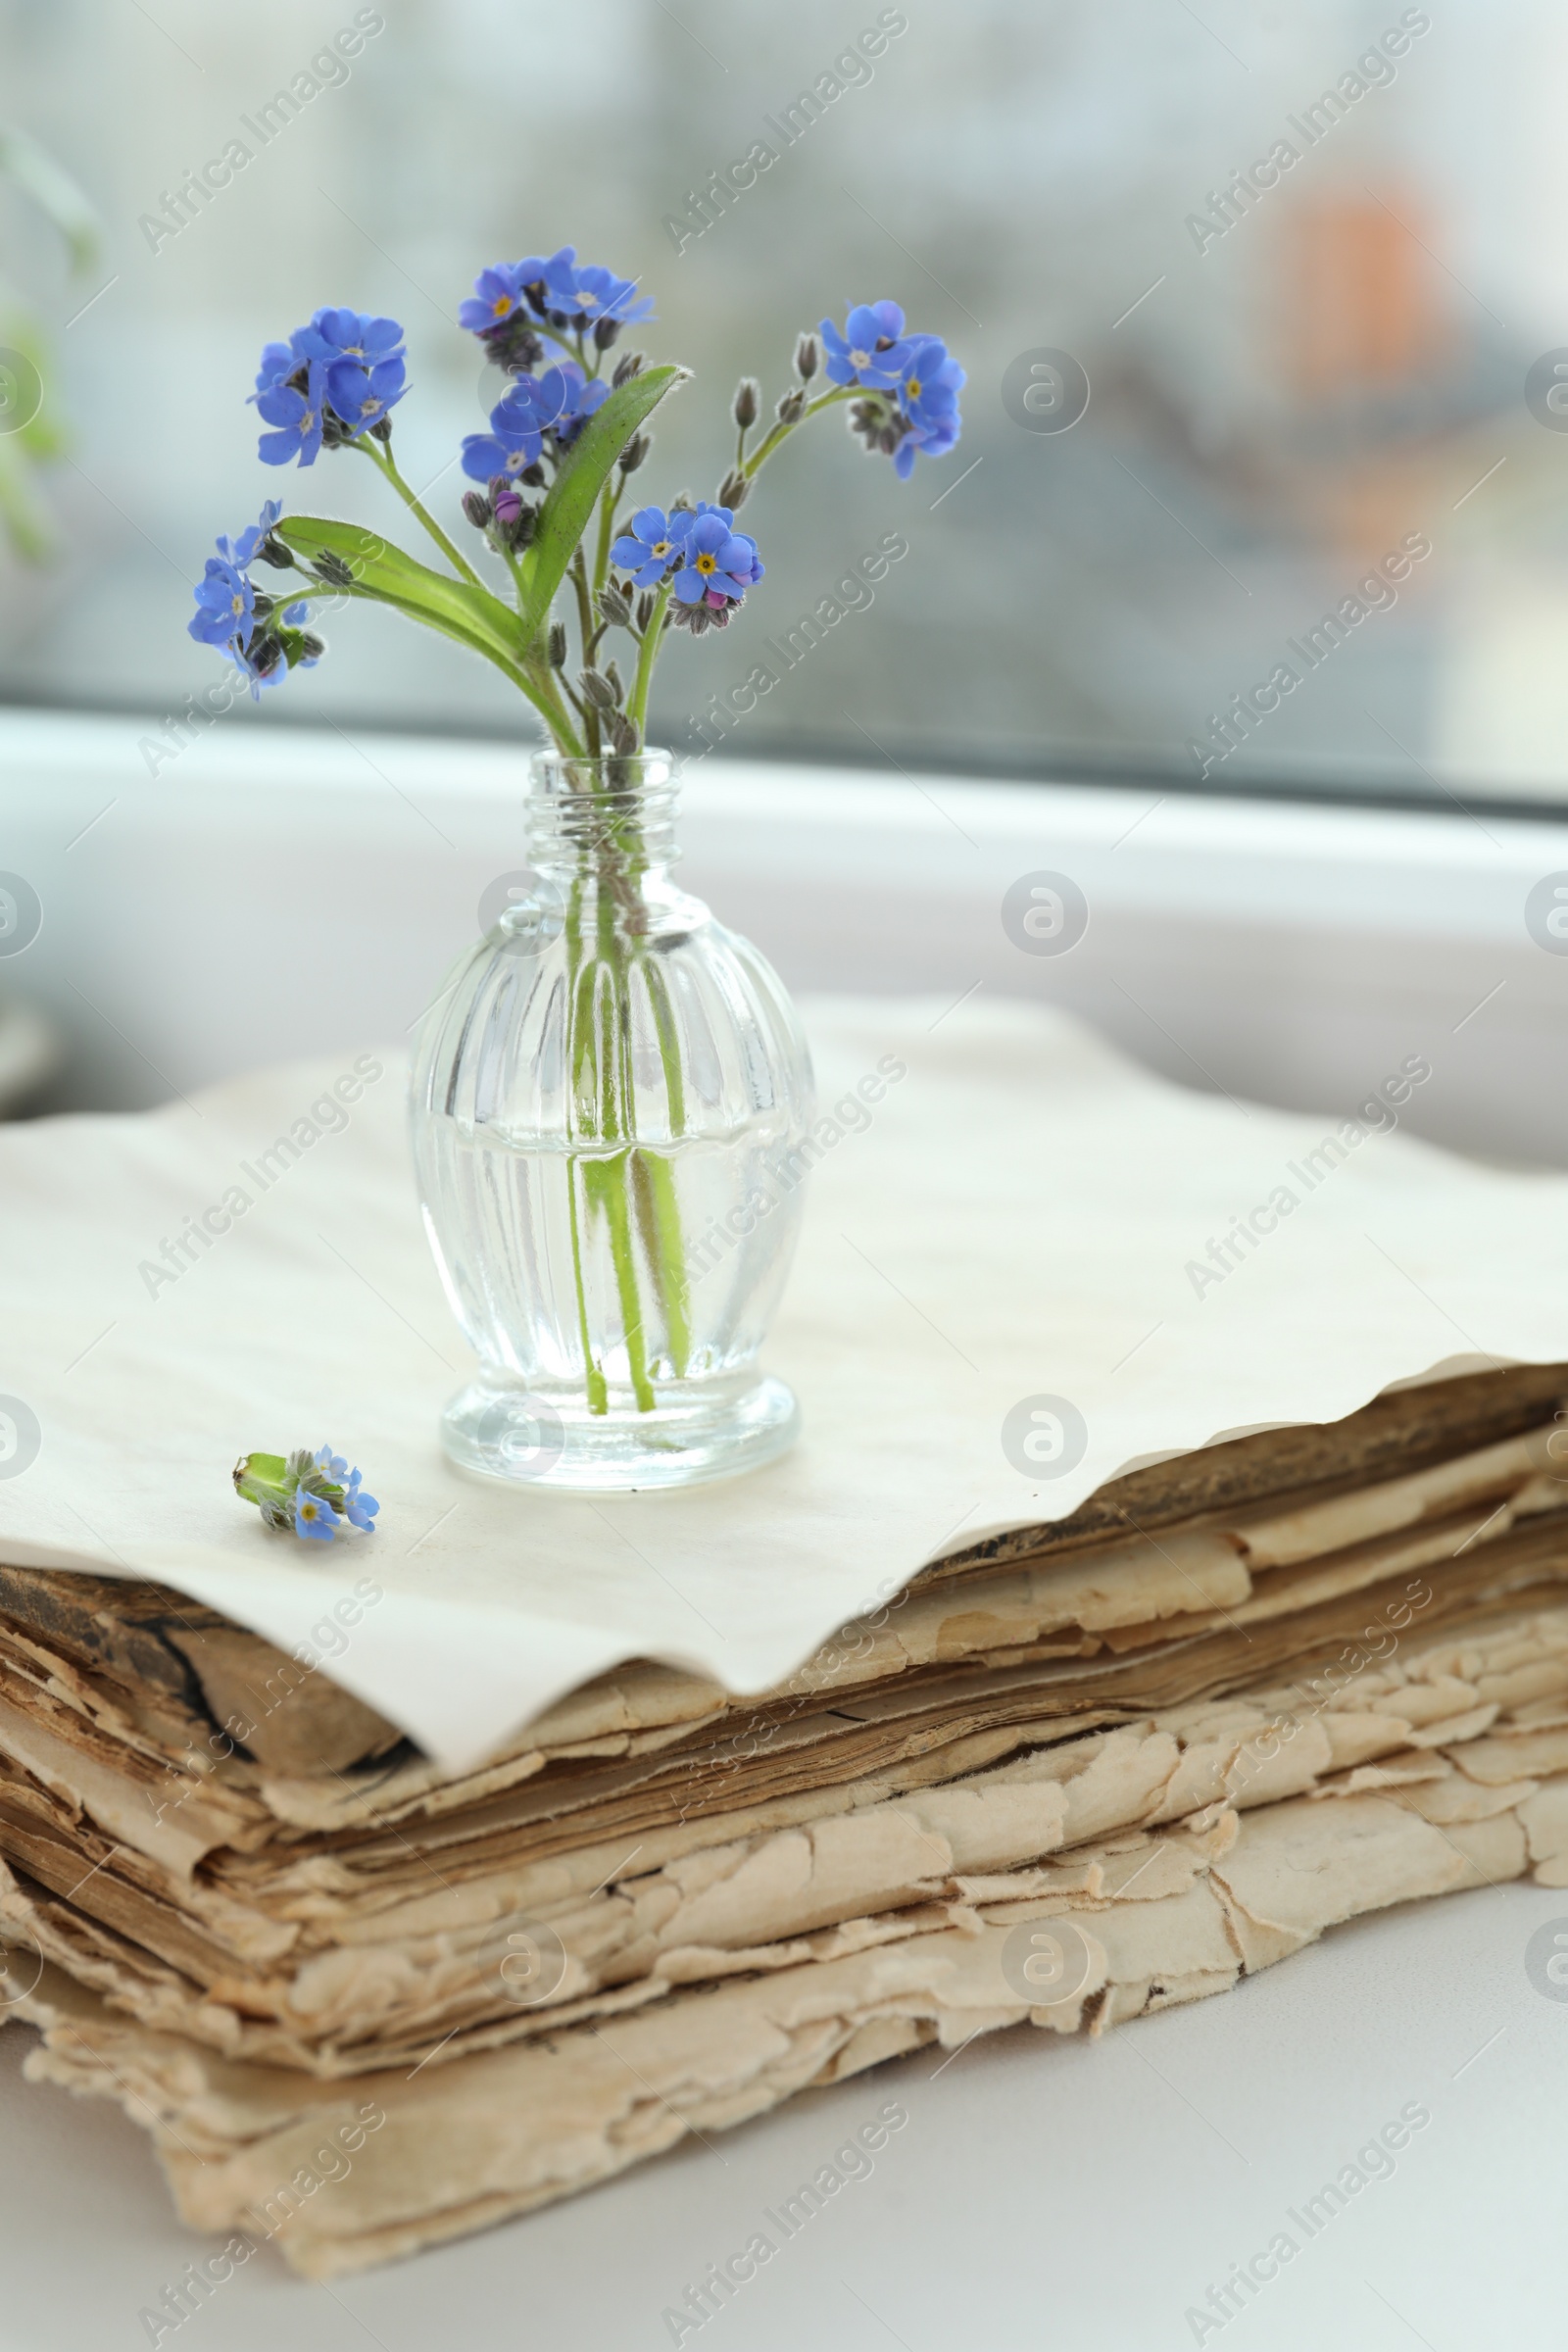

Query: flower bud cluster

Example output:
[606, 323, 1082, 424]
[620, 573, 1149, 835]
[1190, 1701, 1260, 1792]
[251, 307, 409, 468]
[820, 301, 964, 478]
[187, 499, 323, 699]
[233, 1445, 379, 1543]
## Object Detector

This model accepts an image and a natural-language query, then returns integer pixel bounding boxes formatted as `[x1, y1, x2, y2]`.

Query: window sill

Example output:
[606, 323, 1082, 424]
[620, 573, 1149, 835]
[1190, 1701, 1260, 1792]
[6, 706, 1568, 1163]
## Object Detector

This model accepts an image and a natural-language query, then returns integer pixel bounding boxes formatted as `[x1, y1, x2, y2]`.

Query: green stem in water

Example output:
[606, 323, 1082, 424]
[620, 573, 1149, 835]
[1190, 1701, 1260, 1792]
[591, 893, 658, 1411]
[561, 875, 609, 1413]
[555, 870, 611, 1411]
[566, 1158, 609, 1416]
[628, 955, 692, 1378]
[569, 959, 601, 1118]
[637, 1147, 691, 1377]
[559, 760, 695, 1416]
[562, 860, 661, 1416]
[588, 1153, 656, 1412]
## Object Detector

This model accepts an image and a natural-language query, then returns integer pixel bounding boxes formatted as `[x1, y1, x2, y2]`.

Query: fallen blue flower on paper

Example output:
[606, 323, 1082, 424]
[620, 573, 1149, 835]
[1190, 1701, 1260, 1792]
[232, 1445, 380, 1542]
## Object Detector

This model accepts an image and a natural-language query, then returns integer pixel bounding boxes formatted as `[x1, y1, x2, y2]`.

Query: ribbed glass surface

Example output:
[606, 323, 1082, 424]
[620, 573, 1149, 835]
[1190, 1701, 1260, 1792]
[410, 757, 813, 1485]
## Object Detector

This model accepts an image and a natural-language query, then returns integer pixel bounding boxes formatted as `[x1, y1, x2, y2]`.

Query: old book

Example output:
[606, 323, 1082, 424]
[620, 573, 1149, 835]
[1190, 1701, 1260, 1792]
[3, 1365, 1568, 2275]
[13, 1587, 1568, 2278]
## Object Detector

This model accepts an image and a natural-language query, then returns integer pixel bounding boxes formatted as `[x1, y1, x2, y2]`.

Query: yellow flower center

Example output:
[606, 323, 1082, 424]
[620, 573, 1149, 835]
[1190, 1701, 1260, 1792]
[906, 376, 921, 401]
[696, 551, 716, 574]
[651, 541, 669, 558]
[230, 593, 245, 614]
[491, 293, 512, 317]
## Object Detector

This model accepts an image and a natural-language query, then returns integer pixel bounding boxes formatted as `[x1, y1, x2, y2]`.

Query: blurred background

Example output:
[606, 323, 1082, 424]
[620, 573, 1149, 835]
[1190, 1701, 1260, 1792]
[4, 0, 1568, 1152]
[5, 0, 1568, 798]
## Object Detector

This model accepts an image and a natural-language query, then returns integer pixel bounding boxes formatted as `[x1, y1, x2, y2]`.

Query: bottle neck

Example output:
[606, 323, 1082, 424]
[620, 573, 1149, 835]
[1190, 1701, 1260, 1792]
[525, 752, 679, 880]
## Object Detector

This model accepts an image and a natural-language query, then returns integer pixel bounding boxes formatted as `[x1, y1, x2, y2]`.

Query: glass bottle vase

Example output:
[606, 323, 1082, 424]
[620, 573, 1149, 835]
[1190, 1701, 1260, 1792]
[410, 751, 814, 1491]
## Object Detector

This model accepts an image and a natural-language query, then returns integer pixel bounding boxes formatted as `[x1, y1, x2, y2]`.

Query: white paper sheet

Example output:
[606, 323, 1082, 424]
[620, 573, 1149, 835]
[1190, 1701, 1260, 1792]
[2, 997, 1565, 1770]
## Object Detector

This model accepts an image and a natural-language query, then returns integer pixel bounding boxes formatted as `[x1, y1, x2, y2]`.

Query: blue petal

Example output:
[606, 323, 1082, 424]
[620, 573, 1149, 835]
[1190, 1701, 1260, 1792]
[529, 368, 575, 427]
[461, 434, 507, 482]
[294, 306, 351, 357]
[325, 359, 368, 412]
[255, 383, 304, 427]
[858, 346, 910, 389]
[254, 340, 296, 393]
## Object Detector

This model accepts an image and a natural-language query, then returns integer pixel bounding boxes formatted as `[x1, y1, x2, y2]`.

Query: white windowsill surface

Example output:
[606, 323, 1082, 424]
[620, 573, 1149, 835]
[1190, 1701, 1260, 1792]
[6, 705, 1567, 1161]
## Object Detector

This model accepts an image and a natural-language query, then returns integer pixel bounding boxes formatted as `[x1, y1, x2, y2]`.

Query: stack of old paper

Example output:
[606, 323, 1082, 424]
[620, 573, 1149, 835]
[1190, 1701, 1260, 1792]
[6, 1361, 1568, 2275]
[7, 1000, 1568, 2274]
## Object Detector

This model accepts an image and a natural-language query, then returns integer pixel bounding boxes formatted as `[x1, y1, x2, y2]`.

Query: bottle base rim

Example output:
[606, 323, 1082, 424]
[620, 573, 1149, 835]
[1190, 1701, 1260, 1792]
[439, 1372, 802, 1494]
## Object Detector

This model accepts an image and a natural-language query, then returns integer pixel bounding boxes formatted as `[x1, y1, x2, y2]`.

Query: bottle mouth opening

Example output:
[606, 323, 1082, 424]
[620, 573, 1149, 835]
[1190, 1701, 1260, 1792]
[530, 748, 675, 787]
[526, 750, 679, 855]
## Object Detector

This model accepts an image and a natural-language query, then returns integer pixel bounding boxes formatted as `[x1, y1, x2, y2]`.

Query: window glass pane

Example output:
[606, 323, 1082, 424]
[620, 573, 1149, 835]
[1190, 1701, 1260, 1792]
[0, 0, 1558, 801]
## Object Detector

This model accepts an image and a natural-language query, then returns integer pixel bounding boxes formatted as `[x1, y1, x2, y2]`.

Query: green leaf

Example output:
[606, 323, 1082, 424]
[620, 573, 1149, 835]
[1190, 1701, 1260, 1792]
[0, 318, 60, 562]
[274, 517, 526, 675]
[0, 127, 98, 276]
[234, 1450, 288, 1487]
[0, 435, 51, 563]
[516, 363, 684, 649]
